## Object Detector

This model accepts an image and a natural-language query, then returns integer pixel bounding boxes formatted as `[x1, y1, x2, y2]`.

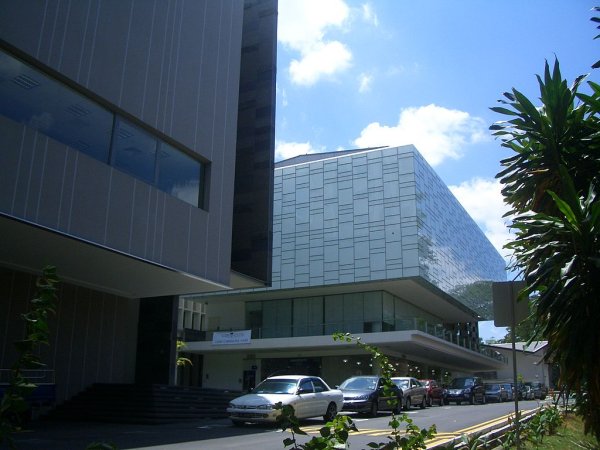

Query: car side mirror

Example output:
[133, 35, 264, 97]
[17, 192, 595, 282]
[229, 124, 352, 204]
[297, 388, 311, 395]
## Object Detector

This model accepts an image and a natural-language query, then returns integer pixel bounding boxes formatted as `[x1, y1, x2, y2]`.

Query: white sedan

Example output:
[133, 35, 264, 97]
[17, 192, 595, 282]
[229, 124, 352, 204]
[227, 375, 343, 425]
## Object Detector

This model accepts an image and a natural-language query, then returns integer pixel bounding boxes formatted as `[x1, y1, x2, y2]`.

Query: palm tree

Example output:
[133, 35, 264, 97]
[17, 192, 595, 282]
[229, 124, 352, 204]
[491, 58, 600, 440]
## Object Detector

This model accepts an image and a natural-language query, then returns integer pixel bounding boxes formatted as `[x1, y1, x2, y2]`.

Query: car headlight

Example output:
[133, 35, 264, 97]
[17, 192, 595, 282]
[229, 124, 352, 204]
[229, 403, 237, 408]
[353, 394, 370, 400]
[255, 403, 274, 409]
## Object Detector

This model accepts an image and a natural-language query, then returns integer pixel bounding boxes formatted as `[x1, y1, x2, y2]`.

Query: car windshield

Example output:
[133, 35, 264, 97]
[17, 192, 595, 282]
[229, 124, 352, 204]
[339, 377, 378, 391]
[252, 379, 298, 394]
[393, 379, 409, 389]
[450, 378, 473, 388]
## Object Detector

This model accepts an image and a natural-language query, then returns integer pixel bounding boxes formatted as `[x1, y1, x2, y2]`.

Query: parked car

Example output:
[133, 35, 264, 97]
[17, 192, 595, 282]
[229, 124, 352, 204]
[484, 383, 508, 403]
[391, 377, 427, 410]
[445, 377, 486, 405]
[338, 375, 402, 416]
[519, 385, 535, 400]
[420, 379, 445, 406]
[525, 381, 548, 400]
[227, 375, 343, 425]
[501, 383, 515, 401]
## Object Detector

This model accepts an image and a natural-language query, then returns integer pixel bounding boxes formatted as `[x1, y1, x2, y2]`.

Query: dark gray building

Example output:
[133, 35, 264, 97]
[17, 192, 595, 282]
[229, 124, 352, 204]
[0, 0, 276, 403]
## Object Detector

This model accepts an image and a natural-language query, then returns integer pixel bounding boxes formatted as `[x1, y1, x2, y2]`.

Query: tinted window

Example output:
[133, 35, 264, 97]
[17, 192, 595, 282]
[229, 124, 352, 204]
[0, 49, 207, 210]
[299, 379, 314, 393]
[112, 118, 157, 184]
[339, 377, 378, 391]
[312, 378, 328, 392]
[0, 49, 112, 163]
[157, 142, 203, 208]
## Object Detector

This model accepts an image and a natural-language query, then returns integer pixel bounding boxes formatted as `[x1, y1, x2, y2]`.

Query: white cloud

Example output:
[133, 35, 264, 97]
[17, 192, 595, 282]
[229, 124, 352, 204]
[449, 177, 513, 257]
[275, 140, 324, 162]
[278, 0, 352, 86]
[361, 3, 379, 26]
[353, 104, 488, 166]
[289, 41, 352, 86]
[358, 72, 373, 93]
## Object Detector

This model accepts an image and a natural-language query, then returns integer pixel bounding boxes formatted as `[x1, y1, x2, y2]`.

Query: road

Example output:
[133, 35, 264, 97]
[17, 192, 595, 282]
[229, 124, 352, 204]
[11, 399, 545, 450]
[139, 399, 543, 450]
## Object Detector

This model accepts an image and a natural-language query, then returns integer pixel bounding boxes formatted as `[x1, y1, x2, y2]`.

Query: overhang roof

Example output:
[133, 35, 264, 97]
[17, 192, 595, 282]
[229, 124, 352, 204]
[0, 215, 253, 298]
[186, 330, 506, 372]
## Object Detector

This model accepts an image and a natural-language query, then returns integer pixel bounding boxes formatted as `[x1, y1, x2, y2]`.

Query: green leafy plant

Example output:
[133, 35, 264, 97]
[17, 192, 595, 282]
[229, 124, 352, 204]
[85, 443, 119, 450]
[176, 340, 193, 367]
[276, 402, 357, 449]
[365, 413, 436, 450]
[490, 10, 600, 439]
[0, 266, 59, 449]
[460, 432, 492, 450]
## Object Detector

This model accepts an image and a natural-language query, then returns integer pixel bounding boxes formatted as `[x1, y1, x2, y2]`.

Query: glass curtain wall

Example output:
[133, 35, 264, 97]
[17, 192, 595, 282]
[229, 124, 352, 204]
[247, 290, 445, 339]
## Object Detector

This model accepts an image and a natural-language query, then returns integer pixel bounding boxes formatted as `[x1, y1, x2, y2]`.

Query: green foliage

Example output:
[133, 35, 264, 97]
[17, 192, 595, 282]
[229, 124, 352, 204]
[85, 443, 119, 450]
[460, 432, 497, 450]
[175, 340, 192, 367]
[0, 266, 60, 449]
[276, 402, 357, 449]
[365, 413, 436, 450]
[490, 27, 600, 441]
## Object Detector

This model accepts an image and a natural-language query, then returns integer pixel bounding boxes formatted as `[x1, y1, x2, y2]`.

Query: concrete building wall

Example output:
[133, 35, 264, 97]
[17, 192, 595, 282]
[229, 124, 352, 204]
[493, 348, 551, 387]
[0, 0, 246, 286]
[0, 267, 139, 403]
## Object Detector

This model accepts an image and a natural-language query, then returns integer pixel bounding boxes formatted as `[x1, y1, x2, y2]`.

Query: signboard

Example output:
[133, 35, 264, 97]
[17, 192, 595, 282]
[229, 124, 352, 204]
[492, 281, 528, 327]
[212, 330, 252, 345]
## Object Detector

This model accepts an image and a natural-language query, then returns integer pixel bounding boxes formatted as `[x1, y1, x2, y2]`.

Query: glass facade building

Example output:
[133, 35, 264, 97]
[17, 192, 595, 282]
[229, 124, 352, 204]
[272, 146, 506, 319]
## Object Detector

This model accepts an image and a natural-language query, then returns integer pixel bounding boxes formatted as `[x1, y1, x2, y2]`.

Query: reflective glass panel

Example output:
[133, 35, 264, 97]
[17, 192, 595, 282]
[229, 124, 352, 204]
[157, 142, 202, 208]
[112, 118, 157, 184]
[0, 49, 112, 162]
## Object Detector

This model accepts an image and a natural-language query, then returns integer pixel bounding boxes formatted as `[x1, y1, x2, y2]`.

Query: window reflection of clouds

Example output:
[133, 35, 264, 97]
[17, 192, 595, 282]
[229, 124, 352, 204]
[0, 49, 206, 209]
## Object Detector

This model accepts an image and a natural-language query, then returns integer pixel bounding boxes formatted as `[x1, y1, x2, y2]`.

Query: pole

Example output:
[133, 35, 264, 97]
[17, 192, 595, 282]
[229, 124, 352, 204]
[510, 282, 521, 449]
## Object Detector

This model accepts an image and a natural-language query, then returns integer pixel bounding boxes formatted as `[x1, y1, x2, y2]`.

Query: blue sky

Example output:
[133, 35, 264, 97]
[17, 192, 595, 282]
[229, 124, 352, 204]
[274, 0, 599, 340]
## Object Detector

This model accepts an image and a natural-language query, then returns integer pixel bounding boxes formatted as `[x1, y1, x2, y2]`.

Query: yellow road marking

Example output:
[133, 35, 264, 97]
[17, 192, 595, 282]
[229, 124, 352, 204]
[294, 408, 539, 443]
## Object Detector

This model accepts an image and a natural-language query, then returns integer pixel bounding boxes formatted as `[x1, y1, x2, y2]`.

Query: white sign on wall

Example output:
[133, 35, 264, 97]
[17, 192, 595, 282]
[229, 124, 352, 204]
[212, 330, 252, 345]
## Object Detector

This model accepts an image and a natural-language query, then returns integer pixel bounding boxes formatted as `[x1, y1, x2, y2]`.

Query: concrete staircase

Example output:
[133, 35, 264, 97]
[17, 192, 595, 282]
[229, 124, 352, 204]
[44, 383, 240, 424]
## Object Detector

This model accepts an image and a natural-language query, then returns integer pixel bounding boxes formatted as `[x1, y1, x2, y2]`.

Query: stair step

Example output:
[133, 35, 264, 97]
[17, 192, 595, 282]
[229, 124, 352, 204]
[43, 384, 240, 424]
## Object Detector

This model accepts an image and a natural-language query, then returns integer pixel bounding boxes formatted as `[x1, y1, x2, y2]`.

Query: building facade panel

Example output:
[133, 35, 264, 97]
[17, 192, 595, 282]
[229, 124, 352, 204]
[0, 0, 255, 286]
[272, 146, 505, 317]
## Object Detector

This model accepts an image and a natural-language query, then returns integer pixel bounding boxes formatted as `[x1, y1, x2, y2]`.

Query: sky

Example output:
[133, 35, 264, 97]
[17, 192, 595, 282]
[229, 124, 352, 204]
[274, 0, 600, 341]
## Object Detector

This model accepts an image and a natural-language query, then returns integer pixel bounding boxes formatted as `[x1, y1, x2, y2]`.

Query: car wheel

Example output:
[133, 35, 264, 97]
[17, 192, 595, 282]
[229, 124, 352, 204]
[231, 419, 245, 427]
[403, 397, 411, 411]
[393, 397, 402, 414]
[469, 395, 475, 405]
[481, 395, 487, 405]
[427, 395, 432, 407]
[420, 396, 426, 409]
[323, 402, 338, 421]
[369, 400, 378, 417]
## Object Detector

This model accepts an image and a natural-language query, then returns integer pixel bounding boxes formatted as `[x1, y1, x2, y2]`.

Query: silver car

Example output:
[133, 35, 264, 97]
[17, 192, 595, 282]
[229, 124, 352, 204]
[391, 377, 428, 410]
[227, 375, 343, 425]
